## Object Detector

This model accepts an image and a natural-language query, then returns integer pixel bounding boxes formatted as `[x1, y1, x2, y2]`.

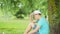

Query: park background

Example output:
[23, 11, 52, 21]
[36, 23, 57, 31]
[0, 0, 60, 34]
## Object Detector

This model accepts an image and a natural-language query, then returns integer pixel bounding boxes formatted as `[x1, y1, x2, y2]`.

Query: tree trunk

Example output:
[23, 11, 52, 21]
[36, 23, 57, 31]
[48, 0, 60, 34]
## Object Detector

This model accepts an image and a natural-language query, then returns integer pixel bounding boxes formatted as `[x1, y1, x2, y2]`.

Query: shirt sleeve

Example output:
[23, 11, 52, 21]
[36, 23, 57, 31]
[37, 19, 44, 27]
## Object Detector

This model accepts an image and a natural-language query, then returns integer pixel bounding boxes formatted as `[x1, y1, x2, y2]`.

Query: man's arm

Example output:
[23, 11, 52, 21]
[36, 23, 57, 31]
[24, 24, 32, 34]
[24, 13, 34, 34]
[28, 26, 40, 34]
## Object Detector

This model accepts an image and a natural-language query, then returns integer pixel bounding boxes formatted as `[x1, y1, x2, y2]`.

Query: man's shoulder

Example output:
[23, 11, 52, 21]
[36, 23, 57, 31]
[39, 17, 45, 22]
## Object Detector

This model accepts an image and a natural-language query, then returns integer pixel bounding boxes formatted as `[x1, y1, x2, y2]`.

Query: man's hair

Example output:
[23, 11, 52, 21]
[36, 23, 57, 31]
[39, 13, 41, 15]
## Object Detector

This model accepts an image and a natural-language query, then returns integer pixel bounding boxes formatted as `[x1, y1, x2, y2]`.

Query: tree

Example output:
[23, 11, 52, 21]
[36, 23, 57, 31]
[48, 0, 60, 34]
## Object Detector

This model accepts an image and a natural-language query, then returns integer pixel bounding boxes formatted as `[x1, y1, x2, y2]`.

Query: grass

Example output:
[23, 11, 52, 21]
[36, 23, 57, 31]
[0, 19, 29, 34]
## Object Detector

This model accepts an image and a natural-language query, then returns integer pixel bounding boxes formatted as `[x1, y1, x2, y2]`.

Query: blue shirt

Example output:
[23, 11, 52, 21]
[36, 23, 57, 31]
[37, 17, 49, 34]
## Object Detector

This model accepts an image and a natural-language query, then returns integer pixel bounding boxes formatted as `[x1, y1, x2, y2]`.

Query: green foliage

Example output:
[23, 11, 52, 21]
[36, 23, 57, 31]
[0, 0, 48, 19]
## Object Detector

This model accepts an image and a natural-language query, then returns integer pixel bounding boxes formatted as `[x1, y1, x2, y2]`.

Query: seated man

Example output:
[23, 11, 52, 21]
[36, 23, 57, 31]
[24, 10, 49, 34]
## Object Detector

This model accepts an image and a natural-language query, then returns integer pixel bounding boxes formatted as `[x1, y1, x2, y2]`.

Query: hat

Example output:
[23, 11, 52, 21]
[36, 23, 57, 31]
[33, 10, 41, 14]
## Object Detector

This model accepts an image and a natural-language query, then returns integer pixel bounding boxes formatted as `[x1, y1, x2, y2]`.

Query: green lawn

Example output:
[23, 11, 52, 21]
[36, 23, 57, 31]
[0, 19, 29, 34]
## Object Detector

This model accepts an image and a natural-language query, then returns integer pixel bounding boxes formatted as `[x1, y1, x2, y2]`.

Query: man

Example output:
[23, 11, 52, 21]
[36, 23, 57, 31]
[24, 10, 49, 34]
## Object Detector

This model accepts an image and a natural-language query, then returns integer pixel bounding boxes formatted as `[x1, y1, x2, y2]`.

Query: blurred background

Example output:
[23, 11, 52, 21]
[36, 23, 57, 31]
[0, 0, 48, 34]
[0, 0, 60, 34]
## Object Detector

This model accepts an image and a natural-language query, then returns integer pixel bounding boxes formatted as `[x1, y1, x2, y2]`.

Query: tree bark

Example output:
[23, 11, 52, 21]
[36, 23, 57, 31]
[48, 0, 60, 34]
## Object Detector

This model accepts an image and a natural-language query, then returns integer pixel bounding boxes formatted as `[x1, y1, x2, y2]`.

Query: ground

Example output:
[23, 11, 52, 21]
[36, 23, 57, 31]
[0, 19, 29, 34]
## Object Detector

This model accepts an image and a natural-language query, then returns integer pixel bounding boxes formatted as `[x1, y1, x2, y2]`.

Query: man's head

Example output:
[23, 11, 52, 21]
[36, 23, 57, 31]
[33, 10, 41, 20]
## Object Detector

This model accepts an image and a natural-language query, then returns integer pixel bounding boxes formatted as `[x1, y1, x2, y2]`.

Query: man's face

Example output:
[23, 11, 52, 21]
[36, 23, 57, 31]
[34, 14, 40, 20]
